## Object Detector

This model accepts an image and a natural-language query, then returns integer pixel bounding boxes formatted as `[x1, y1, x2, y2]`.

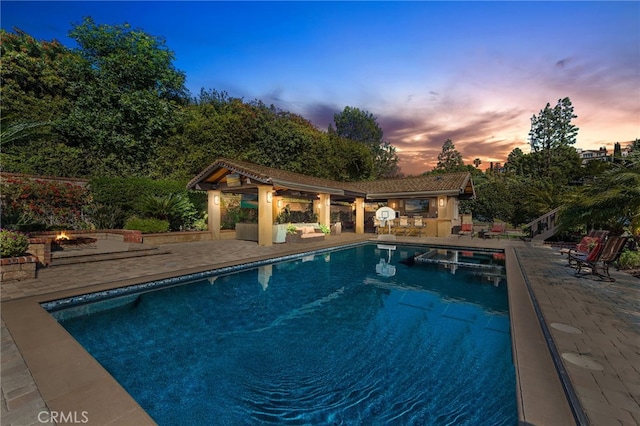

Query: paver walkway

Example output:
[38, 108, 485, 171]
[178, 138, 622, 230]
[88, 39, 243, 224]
[1, 234, 638, 425]
[514, 245, 640, 425]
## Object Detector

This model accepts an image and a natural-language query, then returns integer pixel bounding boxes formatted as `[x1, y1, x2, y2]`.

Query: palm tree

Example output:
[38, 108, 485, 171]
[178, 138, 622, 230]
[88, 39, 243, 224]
[0, 119, 50, 146]
[561, 152, 640, 235]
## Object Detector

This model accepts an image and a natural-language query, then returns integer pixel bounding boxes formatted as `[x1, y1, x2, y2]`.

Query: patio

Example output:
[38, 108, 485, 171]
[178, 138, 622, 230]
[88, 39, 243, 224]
[1, 234, 638, 425]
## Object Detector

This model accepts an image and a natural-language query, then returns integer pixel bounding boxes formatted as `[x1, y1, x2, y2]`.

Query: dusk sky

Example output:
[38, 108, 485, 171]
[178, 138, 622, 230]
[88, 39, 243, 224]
[2, 1, 639, 175]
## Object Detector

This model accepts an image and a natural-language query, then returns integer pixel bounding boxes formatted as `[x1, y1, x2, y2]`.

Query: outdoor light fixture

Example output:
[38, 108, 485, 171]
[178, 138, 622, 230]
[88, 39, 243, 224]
[266, 192, 273, 203]
[391, 202, 396, 209]
[277, 199, 282, 208]
[439, 198, 445, 207]
[213, 195, 220, 205]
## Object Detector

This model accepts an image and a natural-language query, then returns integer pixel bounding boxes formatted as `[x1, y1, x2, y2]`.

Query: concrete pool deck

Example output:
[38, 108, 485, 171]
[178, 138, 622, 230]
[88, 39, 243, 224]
[1, 233, 638, 425]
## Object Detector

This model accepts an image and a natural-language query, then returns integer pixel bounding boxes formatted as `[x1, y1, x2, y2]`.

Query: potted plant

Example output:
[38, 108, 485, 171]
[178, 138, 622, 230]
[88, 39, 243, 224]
[285, 224, 301, 243]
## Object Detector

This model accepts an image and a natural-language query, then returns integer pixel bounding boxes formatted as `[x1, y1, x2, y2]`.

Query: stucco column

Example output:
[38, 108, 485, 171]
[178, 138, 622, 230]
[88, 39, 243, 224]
[317, 193, 331, 227]
[207, 190, 221, 240]
[355, 197, 365, 234]
[258, 185, 273, 246]
[436, 195, 452, 237]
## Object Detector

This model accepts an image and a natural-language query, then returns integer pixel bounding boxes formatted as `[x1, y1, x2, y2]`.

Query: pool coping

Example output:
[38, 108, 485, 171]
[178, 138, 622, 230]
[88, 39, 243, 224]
[2, 239, 575, 425]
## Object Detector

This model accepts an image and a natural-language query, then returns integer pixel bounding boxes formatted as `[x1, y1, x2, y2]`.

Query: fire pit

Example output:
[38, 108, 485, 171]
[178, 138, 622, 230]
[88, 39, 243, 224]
[53, 232, 98, 250]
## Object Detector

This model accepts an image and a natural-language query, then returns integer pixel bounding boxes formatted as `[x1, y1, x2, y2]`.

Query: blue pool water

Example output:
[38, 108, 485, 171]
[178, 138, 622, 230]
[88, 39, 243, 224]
[52, 244, 517, 425]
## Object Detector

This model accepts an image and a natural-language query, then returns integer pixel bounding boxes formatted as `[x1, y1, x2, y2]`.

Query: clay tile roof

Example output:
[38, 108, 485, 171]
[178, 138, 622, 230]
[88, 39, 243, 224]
[187, 158, 474, 199]
[345, 173, 473, 199]
[187, 158, 354, 195]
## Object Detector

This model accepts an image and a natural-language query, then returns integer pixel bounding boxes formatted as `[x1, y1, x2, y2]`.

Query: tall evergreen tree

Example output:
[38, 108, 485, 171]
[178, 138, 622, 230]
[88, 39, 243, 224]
[528, 97, 578, 178]
[435, 139, 464, 172]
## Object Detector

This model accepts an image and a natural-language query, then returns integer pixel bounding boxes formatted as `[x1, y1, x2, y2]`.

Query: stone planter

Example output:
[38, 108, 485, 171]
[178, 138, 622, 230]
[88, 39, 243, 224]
[0, 255, 38, 281]
[285, 231, 325, 243]
[272, 224, 288, 244]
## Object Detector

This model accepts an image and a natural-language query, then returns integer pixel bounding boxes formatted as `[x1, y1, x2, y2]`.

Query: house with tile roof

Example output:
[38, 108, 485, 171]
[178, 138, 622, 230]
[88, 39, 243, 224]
[188, 158, 475, 245]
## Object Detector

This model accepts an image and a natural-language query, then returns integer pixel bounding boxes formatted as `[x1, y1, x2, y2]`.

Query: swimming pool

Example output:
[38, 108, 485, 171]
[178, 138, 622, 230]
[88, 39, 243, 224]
[48, 243, 516, 425]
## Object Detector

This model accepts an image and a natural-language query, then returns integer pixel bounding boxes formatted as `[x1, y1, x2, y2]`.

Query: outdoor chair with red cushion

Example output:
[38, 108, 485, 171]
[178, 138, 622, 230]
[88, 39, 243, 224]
[484, 222, 506, 239]
[560, 236, 600, 257]
[458, 223, 475, 238]
[570, 236, 628, 281]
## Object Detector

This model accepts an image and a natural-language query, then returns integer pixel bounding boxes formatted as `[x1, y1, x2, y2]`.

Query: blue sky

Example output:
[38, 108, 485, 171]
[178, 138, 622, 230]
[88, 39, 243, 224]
[2, 1, 639, 175]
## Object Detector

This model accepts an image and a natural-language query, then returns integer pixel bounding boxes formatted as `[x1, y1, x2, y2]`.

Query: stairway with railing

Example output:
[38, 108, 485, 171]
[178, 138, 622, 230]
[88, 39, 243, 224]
[525, 206, 562, 241]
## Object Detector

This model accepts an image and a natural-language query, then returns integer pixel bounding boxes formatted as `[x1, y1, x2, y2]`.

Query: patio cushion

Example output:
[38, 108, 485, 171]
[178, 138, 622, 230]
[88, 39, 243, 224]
[586, 240, 604, 262]
[461, 223, 473, 232]
[490, 223, 505, 232]
[576, 236, 599, 253]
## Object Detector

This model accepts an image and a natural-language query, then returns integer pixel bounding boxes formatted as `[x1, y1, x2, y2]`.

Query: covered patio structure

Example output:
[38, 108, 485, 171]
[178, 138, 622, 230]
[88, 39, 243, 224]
[187, 158, 475, 246]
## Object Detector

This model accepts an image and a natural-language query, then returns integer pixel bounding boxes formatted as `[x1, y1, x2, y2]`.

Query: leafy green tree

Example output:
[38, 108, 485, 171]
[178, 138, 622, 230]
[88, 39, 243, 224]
[461, 172, 514, 223]
[330, 106, 399, 178]
[55, 18, 189, 176]
[435, 139, 465, 172]
[154, 91, 378, 182]
[0, 29, 86, 176]
[0, 29, 75, 123]
[331, 106, 383, 146]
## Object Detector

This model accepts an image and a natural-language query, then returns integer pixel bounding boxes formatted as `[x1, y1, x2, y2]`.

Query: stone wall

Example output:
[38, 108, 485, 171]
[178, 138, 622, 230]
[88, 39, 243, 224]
[0, 256, 37, 281]
[27, 238, 52, 266]
[142, 230, 235, 245]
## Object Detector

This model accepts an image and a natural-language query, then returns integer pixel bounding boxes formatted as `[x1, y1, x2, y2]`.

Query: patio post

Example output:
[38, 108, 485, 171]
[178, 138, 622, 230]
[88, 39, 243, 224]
[207, 190, 221, 240]
[316, 193, 331, 227]
[355, 197, 365, 234]
[258, 185, 273, 246]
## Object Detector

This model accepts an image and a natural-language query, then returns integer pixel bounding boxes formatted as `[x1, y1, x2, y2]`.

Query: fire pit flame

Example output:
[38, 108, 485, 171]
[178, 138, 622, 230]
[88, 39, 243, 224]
[56, 231, 71, 241]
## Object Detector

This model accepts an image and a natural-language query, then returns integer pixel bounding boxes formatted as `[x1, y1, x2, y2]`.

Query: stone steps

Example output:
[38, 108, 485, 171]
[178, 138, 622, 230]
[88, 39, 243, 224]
[49, 246, 170, 266]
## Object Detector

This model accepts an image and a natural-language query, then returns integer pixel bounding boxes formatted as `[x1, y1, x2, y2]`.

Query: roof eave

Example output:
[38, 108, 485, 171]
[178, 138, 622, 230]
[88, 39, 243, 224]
[366, 189, 461, 199]
[272, 179, 345, 196]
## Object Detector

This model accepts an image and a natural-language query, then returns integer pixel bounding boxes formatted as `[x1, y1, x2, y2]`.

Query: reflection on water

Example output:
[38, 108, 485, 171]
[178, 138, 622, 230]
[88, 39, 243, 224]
[375, 244, 397, 277]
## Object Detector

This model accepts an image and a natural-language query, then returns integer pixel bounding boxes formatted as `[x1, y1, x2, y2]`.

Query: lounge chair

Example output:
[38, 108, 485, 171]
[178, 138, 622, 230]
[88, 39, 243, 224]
[560, 235, 601, 258]
[458, 223, 475, 238]
[571, 236, 628, 281]
[394, 216, 410, 236]
[408, 216, 426, 237]
[484, 222, 506, 239]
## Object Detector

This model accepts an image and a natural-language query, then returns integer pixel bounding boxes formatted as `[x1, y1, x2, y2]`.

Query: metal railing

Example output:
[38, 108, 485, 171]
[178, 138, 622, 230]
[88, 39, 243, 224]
[525, 206, 562, 239]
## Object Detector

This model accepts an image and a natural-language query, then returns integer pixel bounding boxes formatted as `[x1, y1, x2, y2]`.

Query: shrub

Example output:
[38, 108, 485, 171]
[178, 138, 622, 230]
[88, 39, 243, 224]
[124, 216, 170, 233]
[0, 229, 29, 258]
[89, 177, 204, 229]
[618, 249, 640, 270]
[84, 203, 124, 230]
[1, 177, 90, 230]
